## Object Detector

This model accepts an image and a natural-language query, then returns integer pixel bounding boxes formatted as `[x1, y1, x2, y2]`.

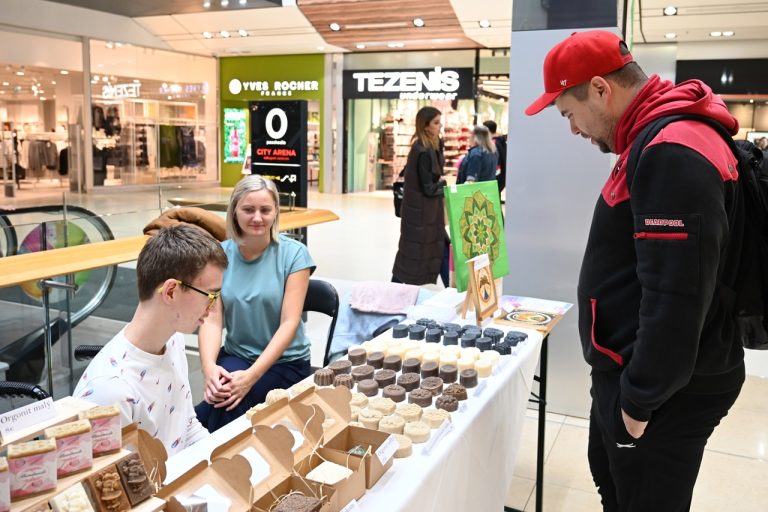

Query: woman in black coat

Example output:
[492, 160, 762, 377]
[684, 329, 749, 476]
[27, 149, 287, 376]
[392, 106, 448, 286]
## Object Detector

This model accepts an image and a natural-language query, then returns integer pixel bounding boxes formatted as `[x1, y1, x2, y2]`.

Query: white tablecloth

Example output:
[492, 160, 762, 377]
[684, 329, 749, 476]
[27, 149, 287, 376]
[165, 326, 543, 512]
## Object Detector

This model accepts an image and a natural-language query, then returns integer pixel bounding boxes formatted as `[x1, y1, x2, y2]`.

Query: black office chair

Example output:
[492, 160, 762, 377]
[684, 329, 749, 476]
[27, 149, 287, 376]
[74, 345, 104, 361]
[303, 279, 339, 368]
[0, 381, 50, 401]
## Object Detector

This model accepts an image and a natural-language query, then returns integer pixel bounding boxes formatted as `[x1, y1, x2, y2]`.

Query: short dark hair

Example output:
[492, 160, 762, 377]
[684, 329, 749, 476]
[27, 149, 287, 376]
[136, 225, 228, 301]
[482, 120, 498, 134]
[563, 42, 647, 102]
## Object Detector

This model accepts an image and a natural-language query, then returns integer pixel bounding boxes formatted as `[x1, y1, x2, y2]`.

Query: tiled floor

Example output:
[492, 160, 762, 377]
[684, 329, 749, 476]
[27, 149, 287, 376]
[5, 184, 768, 510]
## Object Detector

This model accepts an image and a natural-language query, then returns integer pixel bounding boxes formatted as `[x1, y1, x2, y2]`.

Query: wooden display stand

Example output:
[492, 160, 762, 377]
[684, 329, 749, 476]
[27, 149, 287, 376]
[460, 254, 498, 325]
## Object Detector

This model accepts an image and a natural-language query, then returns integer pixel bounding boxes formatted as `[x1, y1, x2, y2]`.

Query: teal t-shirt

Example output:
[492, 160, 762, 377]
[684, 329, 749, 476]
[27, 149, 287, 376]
[221, 234, 316, 363]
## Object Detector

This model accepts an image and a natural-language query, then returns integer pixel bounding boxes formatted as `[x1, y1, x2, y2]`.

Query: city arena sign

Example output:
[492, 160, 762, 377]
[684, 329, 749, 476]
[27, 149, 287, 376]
[342, 67, 474, 100]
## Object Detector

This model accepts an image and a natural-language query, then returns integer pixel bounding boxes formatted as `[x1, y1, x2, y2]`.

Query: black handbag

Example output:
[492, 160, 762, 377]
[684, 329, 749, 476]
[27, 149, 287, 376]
[393, 181, 404, 217]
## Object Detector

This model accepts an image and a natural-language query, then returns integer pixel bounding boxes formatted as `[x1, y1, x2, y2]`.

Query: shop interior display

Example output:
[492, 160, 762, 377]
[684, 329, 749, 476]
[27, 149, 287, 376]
[307, 104, 320, 187]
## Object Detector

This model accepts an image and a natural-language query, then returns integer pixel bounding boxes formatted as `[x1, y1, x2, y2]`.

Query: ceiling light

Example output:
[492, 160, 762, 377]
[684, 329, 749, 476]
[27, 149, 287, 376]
[167, 95, 173, 100]
[723, 31, 735, 37]
[51, 80, 56, 85]
[40, 97, 46, 101]
[329, 22, 341, 31]
[220, 30, 230, 38]
[663, 6, 677, 16]
[221, 0, 229, 6]
[710, 31, 722, 37]
[1, 81, 8, 86]
[749, 99, 754, 104]
[203, 31, 213, 39]
[93, 75, 99, 80]
[238, 29, 248, 37]
[356, 43, 366, 49]
[60, 70, 69, 75]
[413, 18, 425, 27]
[105, 41, 114, 49]
[102, 76, 108, 82]
[15, 70, 24, 76]
[203, 1, 210, 7]
[387, 42, 405, 48]
[664, 32, 677, 39]
[0, 91, 4, 95]
[479, 19, 491, 28]
[133, 79, 141, 83]
[115, 42, 123, 47]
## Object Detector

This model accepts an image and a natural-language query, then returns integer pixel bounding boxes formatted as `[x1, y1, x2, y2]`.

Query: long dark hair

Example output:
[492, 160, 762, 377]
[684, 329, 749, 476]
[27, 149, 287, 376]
[413, 106, 441, 150]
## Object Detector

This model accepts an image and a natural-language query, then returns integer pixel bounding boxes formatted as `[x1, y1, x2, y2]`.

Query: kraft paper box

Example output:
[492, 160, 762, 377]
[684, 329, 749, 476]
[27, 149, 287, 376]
[159, 457, 252, 512]
[249, 399, 324, 466]
[121, 424, 168, 489]
[324, 425, 393, 489]
[7, 439, 57, 500]
[294, 447, 365, 510]
[291, 386, 352, 442]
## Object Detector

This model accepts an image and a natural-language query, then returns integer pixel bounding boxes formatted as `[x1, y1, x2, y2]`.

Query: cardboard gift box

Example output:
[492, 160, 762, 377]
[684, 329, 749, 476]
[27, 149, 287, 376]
[291, 386, 352, 441]
[159, 456, 253, 512]
[294, 447, 365, 509]
[248, 399, 324, 465]
[324, 426, 394, 489]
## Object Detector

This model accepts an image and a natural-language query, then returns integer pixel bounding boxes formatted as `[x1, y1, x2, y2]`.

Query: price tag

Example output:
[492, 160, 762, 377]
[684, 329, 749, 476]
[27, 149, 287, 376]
[340, 499, 359, 512]
[375, 434, 398, 466]
[0, 397, 55, 440]
[422, 420, 454, 456]
[473, 380, 488, 398]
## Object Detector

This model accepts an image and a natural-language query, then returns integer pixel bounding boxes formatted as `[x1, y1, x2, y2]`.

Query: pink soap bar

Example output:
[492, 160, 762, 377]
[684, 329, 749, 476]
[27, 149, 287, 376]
[84, 407, 122, 456]
[8, 441, 57, 500]
[53, 431, 93, 477]
[0, 461, 9, 512]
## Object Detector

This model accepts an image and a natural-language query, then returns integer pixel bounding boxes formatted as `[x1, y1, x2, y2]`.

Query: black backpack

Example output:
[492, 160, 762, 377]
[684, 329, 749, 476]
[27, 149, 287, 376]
[627, 114, 768, 350]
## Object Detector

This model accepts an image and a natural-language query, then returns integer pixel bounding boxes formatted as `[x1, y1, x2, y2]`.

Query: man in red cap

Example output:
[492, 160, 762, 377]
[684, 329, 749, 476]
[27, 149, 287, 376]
[527, 31, 744, 511]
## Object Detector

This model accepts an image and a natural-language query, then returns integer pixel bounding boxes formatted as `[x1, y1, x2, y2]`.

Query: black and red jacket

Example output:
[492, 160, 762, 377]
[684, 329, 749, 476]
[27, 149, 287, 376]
[577, 75, 745, 422]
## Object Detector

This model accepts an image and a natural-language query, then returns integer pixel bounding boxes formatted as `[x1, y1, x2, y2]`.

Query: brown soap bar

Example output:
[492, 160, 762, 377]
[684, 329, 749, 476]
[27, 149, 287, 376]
[397, 372, 420, 392]
[382, 384, 406, 403]
[436, 395, 459, 412]
[357, 378, 379, 397]
[272, 492, 323, 512]
[116, 452, 153, 506]
[374, 369, 397, 387]
[314, 368, 334, 386]
[351, 364, 374, 382]
[460, 369, 479, 388]
[333, 374, 354, 389]
[329, 359, 352, 375]
[420, 361, 439, 378]
[444, 383, 468, 401]
[367, 351, 385, 369]
[408, 388, 433, 408]
[348, 348, 367, 366]
[439, 364, 458, 383]
[383, 355, 402, 372]
[421, 376, 444, 396]
[86, 464, 131, 512]
[402, 358, 421, 375]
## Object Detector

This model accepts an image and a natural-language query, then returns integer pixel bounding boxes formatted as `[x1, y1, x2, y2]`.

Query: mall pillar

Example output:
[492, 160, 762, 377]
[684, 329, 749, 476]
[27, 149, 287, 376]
[503, 1, 624, 418]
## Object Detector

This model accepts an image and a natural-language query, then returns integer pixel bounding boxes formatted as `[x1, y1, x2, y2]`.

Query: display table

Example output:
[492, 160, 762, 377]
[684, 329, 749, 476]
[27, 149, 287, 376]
[164, 325, 543, 511]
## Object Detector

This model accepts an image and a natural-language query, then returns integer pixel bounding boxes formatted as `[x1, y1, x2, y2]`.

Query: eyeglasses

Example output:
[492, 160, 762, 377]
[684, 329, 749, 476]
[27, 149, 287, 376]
[158, 279, 221, 309]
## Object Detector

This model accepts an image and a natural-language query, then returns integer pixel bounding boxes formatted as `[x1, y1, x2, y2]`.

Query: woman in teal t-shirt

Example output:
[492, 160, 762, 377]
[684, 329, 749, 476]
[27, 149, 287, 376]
[195, 174, 315, 431]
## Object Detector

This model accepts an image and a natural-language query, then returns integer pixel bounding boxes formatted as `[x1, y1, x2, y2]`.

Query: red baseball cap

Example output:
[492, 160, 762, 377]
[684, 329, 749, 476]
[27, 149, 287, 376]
[525, 31, 634, 116]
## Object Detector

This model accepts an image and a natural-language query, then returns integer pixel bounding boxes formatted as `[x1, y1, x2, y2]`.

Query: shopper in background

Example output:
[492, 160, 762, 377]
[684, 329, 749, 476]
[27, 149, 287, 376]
[195, 174, 315, 431]
[74, 225, 228, 456]
[755, 136, 768, 173]
[392, 106, 449, 286]
[526, 31, 744, 511]
[457, 125, 498, 184]
[482, 120, 508, 196]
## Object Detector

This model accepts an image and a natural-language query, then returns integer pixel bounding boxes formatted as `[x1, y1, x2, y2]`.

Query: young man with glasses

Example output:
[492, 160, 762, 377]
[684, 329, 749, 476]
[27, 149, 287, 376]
[74, 225, 228, 455]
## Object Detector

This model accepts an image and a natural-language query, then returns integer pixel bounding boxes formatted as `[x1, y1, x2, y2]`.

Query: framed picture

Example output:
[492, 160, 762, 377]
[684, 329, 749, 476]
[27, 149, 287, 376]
[462, 253, 498, 324]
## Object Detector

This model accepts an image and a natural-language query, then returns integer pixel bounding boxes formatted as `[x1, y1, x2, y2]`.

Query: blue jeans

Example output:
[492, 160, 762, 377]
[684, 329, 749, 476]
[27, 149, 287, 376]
[195, 350, 311, 432]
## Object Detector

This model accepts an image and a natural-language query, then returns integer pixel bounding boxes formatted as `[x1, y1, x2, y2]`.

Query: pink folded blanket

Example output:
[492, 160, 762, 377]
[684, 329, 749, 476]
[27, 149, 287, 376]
[349, 281, 420, 314]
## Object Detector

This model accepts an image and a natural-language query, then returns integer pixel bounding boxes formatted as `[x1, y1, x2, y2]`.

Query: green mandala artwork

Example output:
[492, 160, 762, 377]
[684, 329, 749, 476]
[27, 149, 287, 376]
[445, 181, 509, 292]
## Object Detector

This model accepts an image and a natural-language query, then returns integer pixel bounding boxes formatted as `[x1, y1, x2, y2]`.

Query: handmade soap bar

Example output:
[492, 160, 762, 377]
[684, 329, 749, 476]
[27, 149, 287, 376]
[349, 392, 369, 408]
[265, 388, 290, 405]
[460, 369, 479, 388]
[116, 453, 153, 506]
[397, 372, 420, 392]
[408, 389, 432, 408]
[401, 358, 421, 375]
[313, 368, 334, 386]
[443, 383, 468, 401]
[8, 439, 57, 500]
[439, 365, 458, 384]
[351, 364, 374, 382]
[373, 369, 396, 388]
[305, 461, 352, 486]
[45, 419, 93, 477]
[329, 360, 352, 376]
[378, 415, 405, 435]
[347, 347, 367, 365]
[272, 492, 323, 512]
[436, 395, 459, 412]
[422, 409, 451, 429]
[333, 374, 354, 389]
[358, 409, 382, 430]
[420, 377, 444, 396]
[420, 361, 439, 378]
[382, 355, 402, 372]
[83, 405, 121, 456]
[369, 397, 396, 415]
[394, 435, 413, 458]
[357, 379, 379, 397]
[403, 421, 431, 443]
[49, 482, 95, 512]
[85, 463, 131, 512]
[366, 351, 385, 369]
[382, 384, 406, 403]
[394, 403, 422, 423]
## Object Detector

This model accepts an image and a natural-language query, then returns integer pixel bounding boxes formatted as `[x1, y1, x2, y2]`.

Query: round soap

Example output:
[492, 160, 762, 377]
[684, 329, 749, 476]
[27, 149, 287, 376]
[436, 395, 459, 412]
[484, 327, 505, 344]
[439, 353, 458, 367]
[422, 352, 440, 365]
[363, 340, 386, 355]
[350, 405, 360, 421]
[461, 347, 481, 361]
[422, 408, 451, 428]
[383, 355, 402, 372]
[443, 331, 460, 346]
[369, 396, 397, 415]
[505, 330, 529, 344]
[416, 318, 433, 326]
[404, 349, 423, 362]
[403, 421, 431, 443]
[314, 368, 334, 386]
[402, 358, 421, 375]
[421, 376, 444, 396]
[463, 325, 481, 335]
[444, 383, 468, 401]
[408, 388, 433, 408]
[265, 388, 289, 405]
[378, 414, 405, 435]
[460, 369, 479, 388]
[334, 374, 355, 389]
[351, 364, 375, 382]
[329, 359, 352, 375]
[394, 434, 413, 458]
[475, 337, 493, 352]
[359, 408, 383, 429]
[395, 403, 422, 423]
[290, 380, 314, 397]
[401, 339, 419, 351]
[479, 350, 501, 366]
[350, 392, 369, 408]
[367, 351, 385, 369]
[357, 378, 380, 397]
[475, 359, 493, 378]
[374, 369, 397, 388]
[425, 328, 442, 343]
[382, 384, 407, 403]
[457, 357, 475, 372]
[439, 364, 458, 383]
[387, 345, 408, 359]
[420, 361, 439, 378]
[397, 372, 421, 392]
[442, 323, 461, 334]
[392, 323, 409, 339]
[459, 334, 476, 348]
[347, 348, 367, 366]
[408, 324, 426, 340]
[494, 342, 512, 356]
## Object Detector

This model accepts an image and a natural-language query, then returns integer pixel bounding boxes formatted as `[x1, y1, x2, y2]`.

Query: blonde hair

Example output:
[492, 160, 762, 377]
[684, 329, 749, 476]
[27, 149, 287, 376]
[413, 106, 441, 150]
[226, 174, 281, 245]
[472, 125, 496, 154]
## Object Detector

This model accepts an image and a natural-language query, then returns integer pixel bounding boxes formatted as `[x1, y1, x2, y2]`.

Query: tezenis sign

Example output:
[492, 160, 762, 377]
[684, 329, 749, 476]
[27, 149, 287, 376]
[343, 67, 474, 100]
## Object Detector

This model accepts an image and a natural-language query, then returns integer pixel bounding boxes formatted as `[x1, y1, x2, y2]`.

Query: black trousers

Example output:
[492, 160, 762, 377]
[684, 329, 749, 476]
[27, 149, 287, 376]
[588, 368, 743, 512]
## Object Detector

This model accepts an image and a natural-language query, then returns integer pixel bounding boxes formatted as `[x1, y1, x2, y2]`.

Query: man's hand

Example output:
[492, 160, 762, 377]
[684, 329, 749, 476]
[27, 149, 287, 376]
[202, 365, 232, 404]
[621, 409, 648, 439]
[214, 369, 258, 412]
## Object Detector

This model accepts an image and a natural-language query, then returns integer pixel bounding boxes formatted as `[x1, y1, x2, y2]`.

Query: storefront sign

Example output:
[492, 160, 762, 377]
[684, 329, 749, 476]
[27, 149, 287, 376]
[250, 100, 308, 207]
[343, 67, 474, 100]
[229, 78, 319, 98]
[101, 83, 141, 99]
[223, 108, 247, 164]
